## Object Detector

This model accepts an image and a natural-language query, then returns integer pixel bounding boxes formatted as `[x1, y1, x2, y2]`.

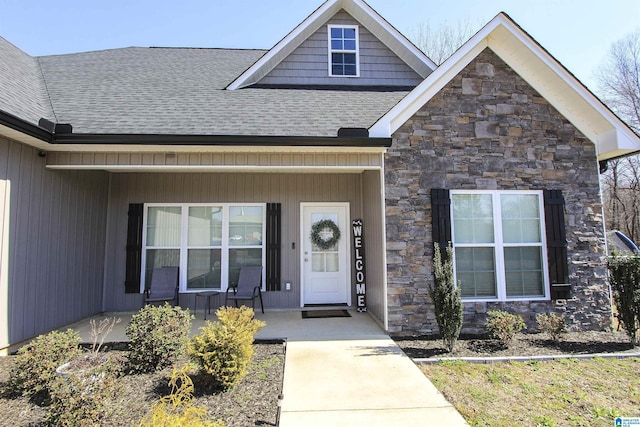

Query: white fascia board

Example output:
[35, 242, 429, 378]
[228, 0, 436, 90]
[369, 18, 497, 137]
[227, 0, 341, 90]
[487, 20, 640, 160]
[344, 0, 436, 76]
[371, 13, 640, 160]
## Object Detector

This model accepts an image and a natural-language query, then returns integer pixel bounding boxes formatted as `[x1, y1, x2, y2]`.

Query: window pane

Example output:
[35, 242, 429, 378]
[326, 253, 339, 272]
[144, 249, 179, 289]
[331, 39, 343, 50]
[344, 28, 356, 39]
[312, 253, 325, 272]
[504, 247, 544, 297]
[331, 27, 342, 38]
[452, 194, 494, 243]
[146, 207, 181, 246]
[344, 39, 356, 50]
[187, 249, 221, 290]
[332, 64, 343, 75]
[229, 206, 263, 246]
[229, 248, 262, 286]
[455, 247, 496, 298]
[501, 194, 541, 243]
[343, 53, 356, 65]
[344, 65, 357, 76]
[188, 206, 222, 246]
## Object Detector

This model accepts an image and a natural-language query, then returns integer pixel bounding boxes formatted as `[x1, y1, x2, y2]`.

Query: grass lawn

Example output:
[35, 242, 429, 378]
[420, 357, 640, 427]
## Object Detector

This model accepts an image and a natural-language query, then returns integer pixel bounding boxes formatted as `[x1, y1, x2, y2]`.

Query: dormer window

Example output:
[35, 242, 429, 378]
[328, 25, 359, 77]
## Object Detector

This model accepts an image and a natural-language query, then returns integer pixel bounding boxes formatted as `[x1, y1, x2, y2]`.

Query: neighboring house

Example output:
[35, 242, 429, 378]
[1, 0, 639, 351]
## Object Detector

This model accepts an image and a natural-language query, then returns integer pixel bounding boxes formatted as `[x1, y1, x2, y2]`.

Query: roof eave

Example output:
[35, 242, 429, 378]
[0, 110, 52, 142]
[369, 13, 640, 161]
[51, 133, 392, 147]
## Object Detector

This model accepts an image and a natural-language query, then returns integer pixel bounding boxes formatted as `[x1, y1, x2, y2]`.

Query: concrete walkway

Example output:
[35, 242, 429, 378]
[69, 310, 468, 426]
[254, 310, 468, 426]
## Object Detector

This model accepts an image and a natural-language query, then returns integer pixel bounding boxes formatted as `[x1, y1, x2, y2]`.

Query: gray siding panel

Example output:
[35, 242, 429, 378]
[0, 136, 109, 349]
[103, 172, 368, 312]
[259, 11, 423, 87]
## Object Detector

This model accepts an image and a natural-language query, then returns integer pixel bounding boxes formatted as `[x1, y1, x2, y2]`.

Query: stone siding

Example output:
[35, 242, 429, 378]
[385, 48, 611, 336]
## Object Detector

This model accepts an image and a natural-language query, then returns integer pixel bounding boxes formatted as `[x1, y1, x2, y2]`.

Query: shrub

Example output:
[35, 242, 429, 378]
[126, 303, 193, 373]
[486, 310, 526, 347]
[138, 365, 226, 427]
[607, 254, 640, 346]
[187, 306, 265, 390]
[536, 313, 566, 342]
[429, 243, 463, 352]
[7, 328, 81, 402]
[47, 361, 118, 426]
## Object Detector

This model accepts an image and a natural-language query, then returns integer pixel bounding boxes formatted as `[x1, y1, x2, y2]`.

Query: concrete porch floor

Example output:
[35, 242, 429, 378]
[67, 307, 388, 343]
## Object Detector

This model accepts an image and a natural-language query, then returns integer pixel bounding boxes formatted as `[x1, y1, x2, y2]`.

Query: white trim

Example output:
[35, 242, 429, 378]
[369, 13, 640, 160]
[327, 24, 360, 77]
[299, 202, 351, 307]
[226, 0, 434, 90]
[141, 203, 267, 294]
[450, 189, 549, 302]
[46, 165, 383, 173]
[379, 164, 389, 331]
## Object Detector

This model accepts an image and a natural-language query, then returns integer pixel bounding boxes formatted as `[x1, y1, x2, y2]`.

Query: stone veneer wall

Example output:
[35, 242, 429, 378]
[385, 48, 611, 336]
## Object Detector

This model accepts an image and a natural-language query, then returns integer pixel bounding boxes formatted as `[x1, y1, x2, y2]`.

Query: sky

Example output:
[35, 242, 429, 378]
[0, 0, 638, 93]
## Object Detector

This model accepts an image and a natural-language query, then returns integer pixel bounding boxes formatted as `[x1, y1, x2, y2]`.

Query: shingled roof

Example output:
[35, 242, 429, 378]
[0, 38, 408, 138]
[0, 37, 54, 126]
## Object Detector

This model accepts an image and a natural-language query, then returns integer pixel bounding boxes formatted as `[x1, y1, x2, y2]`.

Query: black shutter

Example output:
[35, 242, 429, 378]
[266, 203, 282, 292]
[431, 189, 452, 250]
[543, 190, 571, 299]
[125, 203, 144, 294]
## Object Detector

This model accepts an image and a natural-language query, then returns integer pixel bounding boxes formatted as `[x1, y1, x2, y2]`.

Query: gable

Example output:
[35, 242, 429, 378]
[257, 10, 423, 88]
[370, 13, 640, 161]
[227, 0, 434, 90]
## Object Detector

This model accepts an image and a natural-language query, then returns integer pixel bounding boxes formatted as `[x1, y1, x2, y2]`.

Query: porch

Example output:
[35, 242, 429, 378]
[67, 308, 387, 343]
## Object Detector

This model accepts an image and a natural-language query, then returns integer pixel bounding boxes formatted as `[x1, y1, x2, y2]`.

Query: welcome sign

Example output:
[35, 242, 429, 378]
[352, 219, 367, 312]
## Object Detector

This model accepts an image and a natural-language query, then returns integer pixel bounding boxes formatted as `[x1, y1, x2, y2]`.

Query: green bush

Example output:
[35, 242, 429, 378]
[536, 313, 566, 342]
[430, 243, 463, 352]
[7, 329, 81, 402]
[607, 254, 640, 346]
[47, 361, 118, 426]
[126, 303, 193, 373]
[187, 306, 265, 390]
[486, 310, 526, 347]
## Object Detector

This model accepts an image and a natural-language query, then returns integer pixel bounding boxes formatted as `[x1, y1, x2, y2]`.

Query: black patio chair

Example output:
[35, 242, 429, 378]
[145, 267, 179, 306]
[224, 266, 264, 313]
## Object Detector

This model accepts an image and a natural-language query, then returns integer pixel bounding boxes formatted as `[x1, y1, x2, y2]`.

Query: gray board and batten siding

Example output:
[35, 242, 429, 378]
[0, 136, 109, 350]
[103, 171, 386, 325]
[258, 11, 424, 87]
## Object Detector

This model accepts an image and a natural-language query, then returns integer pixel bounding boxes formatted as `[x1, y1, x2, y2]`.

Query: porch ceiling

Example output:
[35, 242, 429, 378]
[45, 148, 386, 173]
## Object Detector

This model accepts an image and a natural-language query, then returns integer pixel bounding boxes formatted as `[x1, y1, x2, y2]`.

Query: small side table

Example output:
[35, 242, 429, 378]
[194, 291, 220, 320]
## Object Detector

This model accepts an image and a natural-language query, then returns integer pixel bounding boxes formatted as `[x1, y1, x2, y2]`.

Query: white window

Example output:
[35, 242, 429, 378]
[142, 204, 265, 293]
[328, 25, 359, 77]
[450, 191, 548, 301]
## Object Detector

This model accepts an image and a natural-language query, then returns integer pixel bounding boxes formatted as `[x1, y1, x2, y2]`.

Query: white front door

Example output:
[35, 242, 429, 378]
[301, 203, 350, 306]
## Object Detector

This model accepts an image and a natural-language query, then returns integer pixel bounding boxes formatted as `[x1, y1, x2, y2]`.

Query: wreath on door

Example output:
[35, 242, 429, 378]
[311, 219, 341, 250]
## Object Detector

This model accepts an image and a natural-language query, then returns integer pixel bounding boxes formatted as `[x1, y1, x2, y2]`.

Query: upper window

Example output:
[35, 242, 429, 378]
[450, 191, 548, 301]
[142, 204, 265, 293]
[328, 25, 359, 77]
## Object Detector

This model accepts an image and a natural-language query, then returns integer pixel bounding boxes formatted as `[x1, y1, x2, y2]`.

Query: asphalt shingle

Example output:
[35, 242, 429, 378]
[1, 42, 409, 137]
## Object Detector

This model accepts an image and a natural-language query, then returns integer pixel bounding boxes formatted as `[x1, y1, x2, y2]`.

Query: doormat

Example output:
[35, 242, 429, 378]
[301, 309, 351, 319]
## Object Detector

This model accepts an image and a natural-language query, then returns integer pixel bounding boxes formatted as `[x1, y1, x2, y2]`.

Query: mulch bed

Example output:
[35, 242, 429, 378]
[394, 331, 639, 359]
[0, 341, 285, 427]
